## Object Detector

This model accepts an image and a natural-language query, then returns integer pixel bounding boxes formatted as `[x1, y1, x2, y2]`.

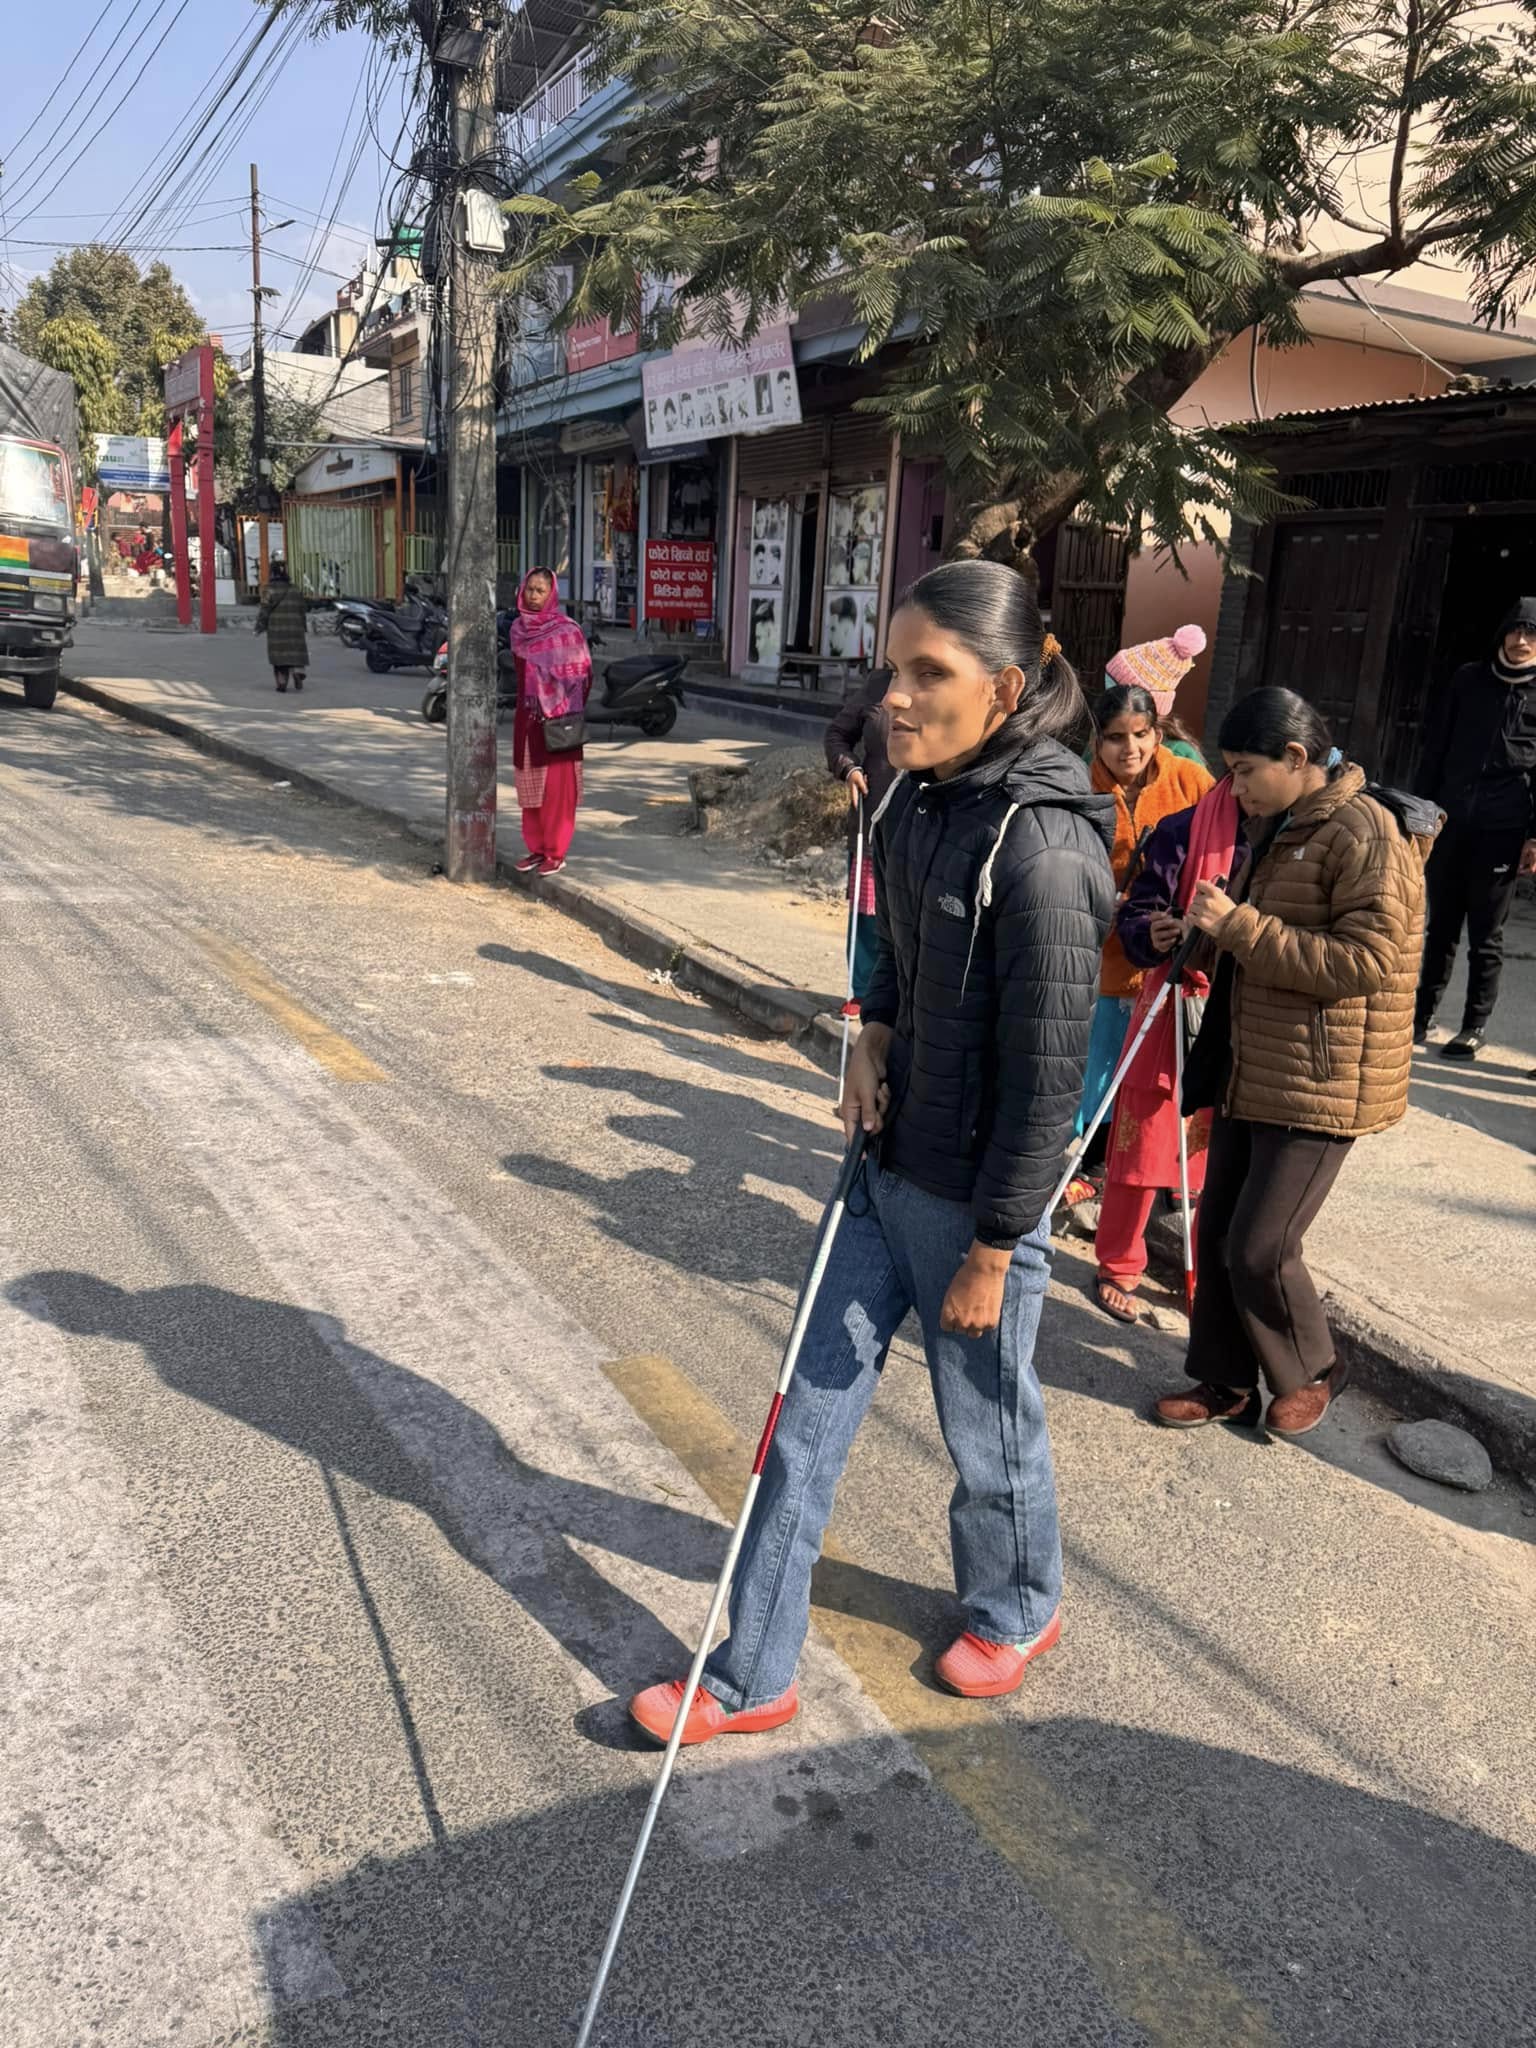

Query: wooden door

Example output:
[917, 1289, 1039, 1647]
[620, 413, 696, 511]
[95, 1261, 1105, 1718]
[1054, 516, 1130, 690]
[1379, 517, 1453, 785]
[1262, 518, 1381, 740]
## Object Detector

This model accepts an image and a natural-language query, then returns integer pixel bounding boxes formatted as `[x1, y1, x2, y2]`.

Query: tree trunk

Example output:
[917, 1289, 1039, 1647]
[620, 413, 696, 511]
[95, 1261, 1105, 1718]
[944, 339, 1225, 570]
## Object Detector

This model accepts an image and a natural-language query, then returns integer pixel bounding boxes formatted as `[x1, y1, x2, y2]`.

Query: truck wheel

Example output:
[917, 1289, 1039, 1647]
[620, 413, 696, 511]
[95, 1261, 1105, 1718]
[23, 669, 59, 711]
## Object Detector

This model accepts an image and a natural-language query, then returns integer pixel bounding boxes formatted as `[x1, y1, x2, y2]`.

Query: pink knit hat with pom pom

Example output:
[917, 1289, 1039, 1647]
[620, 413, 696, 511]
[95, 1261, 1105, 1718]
[1105, 624, 1207, 715]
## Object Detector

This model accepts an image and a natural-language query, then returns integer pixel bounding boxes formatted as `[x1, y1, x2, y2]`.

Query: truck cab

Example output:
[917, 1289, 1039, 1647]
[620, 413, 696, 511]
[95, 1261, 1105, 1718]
[0, 434, 78, 709]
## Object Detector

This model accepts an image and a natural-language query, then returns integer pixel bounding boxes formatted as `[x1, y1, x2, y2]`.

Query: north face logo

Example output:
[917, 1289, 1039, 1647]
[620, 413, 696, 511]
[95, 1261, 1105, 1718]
[937, 893, 967, 918]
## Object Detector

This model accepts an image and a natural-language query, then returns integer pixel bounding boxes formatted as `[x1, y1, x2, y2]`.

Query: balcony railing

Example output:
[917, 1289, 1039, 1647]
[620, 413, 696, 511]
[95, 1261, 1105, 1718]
[516, 52, 596, 145]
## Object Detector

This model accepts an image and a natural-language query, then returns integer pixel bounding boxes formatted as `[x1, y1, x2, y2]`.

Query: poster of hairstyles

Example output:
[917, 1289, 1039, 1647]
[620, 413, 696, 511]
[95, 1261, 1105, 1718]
[749, 592, 783, 665]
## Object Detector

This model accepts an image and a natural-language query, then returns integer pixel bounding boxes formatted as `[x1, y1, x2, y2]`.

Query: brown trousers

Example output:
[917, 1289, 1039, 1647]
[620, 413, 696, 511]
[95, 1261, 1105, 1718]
[1185, 1113, 1352, 1396]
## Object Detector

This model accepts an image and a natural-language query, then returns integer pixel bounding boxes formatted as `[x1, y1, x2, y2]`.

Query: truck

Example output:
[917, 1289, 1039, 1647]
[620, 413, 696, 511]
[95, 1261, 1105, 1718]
[0, 342, 81, 710]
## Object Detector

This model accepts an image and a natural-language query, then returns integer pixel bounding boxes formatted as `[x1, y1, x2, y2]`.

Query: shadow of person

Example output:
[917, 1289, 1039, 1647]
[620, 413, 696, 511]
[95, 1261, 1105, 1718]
[6, 1271, 728, 1700]
[477, 940, 831, 1097]
[254, 1725, 1536, 2048]
[503, 1064, 840, 1288]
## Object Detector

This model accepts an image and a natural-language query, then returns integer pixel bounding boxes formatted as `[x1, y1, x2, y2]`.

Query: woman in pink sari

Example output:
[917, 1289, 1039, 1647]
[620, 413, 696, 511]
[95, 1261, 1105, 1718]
[1090, 777, 1243, 1321]
[510, 567, 593, 875]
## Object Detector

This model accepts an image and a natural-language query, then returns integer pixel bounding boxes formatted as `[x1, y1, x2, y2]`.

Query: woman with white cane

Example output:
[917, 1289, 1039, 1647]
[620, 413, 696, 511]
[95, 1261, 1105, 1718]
[1154, 690, 1433, 1436]
[1087, 776, 1243, 1322]
[627, 561, 1113, 1745]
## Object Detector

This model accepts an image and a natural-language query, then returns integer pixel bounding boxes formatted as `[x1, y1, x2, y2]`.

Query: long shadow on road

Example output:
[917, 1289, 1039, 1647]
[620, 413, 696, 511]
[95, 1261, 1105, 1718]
[247, 1725, 1536, 2048]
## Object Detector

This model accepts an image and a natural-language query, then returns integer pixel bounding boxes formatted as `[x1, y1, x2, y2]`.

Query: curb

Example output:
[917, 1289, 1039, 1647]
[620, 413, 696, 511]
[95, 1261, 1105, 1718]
[62, 670, 1533, 1481]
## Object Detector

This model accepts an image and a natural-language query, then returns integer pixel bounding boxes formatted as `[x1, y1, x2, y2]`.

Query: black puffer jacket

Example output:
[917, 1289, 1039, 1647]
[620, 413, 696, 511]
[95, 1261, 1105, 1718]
[863, 732, 1116, 1246]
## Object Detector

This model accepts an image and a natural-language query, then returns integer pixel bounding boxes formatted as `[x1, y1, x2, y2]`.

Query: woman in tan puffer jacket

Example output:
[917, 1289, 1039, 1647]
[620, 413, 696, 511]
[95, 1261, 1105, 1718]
[1152, 688, 1433, 1440]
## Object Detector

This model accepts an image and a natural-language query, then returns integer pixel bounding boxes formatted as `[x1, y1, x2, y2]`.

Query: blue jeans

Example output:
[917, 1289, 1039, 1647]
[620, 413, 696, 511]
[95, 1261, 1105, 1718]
[702, 1166, 1062, 1712]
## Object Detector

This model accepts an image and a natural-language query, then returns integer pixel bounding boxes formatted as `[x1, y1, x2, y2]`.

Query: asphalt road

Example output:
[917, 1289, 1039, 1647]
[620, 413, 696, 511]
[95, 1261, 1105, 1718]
[2, 690, 1533, 2048]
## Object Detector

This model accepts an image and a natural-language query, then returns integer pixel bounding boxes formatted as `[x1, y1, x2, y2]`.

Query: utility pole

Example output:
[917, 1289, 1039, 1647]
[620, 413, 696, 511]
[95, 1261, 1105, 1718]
[250, 162, 271, 587]
[441, 14, 501, 885]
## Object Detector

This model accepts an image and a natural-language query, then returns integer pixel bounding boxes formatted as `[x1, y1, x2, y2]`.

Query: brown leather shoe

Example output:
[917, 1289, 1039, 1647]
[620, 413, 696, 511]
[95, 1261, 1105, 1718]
[1266, 1361, 1348, 1438]
[1152, 1383, 1263, 1430]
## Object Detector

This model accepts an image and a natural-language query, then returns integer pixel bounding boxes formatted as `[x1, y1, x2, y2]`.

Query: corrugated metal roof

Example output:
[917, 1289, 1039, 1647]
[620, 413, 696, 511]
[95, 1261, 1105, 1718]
[1240, 382, 1536, 431]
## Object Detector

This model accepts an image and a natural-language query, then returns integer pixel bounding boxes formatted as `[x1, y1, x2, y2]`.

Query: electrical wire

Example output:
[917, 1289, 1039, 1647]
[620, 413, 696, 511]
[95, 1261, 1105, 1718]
[0, 0, 182, 229]
[265, 47, 377, 344]
[93, 12, 274, 247]
[132, 7, 316, 265]
[0, 0, 131, 167]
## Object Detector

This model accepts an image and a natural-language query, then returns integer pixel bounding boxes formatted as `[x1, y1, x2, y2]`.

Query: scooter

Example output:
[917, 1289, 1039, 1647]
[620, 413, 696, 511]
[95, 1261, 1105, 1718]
[361, 590, 447, 672]
[419, 615, 520, 725]
[586, 652, 688, 738]
[338, 578, 439, 650]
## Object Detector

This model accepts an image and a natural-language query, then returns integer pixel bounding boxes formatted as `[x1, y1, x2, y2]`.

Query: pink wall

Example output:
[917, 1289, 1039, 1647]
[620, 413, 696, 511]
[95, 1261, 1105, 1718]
[1120, 334, 1450, 733]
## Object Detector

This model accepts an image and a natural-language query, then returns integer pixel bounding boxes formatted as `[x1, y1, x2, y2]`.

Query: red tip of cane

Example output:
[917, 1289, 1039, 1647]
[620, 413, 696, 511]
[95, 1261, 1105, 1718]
[752, 1392, 786, 1475]
[1184, 1275, 1197, 1317]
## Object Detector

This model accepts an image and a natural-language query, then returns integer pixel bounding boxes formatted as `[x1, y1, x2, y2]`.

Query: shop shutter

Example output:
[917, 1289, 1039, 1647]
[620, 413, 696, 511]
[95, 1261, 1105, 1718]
[829, 414, 892, 486]
[735, 423, 827, 499]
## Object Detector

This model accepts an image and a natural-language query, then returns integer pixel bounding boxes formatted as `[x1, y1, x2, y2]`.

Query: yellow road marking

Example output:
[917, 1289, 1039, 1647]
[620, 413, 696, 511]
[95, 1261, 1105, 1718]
[191, 930, 388, 1084]
[604, 1352, 1280, 2048]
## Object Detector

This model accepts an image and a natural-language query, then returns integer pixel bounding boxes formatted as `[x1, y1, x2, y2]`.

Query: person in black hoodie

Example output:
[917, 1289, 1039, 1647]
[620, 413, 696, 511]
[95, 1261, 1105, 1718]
[630, 562, 1113, 1746]
[1413, 597, 1536, 1058]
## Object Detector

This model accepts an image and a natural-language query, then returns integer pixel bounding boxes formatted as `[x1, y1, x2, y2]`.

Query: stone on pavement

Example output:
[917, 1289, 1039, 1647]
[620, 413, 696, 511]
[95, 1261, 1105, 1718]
[1386, 1419, 1495, 1493]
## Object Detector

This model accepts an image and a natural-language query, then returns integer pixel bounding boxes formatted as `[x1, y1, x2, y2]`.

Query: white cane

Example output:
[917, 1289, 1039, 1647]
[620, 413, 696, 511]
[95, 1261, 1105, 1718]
[1173, 979, 1197, 1317]
[1046, 893, 1225, 1221]
[574, 1133, 869, 2048]
[838, 789, 865, 1098]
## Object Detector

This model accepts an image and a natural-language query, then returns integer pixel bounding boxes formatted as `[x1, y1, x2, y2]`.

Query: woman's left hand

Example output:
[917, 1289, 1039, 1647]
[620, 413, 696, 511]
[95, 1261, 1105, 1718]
[1186, 879, 1237, 936]
[940, 1244, 1011, 1338]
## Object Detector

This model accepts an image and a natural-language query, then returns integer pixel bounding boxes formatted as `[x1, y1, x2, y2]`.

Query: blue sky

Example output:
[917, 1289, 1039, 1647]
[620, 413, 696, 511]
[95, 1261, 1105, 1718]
[1, 6, 413, 354]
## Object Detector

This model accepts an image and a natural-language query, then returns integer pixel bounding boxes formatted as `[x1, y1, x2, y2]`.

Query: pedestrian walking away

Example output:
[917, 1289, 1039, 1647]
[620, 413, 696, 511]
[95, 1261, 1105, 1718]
[824, 666, 895, 1014]
[1071, 685, 1213, 1186]
[628, 559, 1113, 1747]
[255, 560, 309, 694]
[1089, 774, 1244, 1322]
[1413, 596, 1536, 1058]
[1103, 623, 1210, 765]
[1156, 688, 1434, 1439]
[510, 566, 593, 877]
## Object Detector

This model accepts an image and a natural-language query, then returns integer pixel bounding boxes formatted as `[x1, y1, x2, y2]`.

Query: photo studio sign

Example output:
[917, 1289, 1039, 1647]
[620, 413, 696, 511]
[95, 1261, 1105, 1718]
[642, 326, 803, 452]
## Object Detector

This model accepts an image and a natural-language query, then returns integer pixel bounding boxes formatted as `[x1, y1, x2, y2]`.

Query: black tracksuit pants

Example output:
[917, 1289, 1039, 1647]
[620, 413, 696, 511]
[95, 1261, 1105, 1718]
[1415, 818, 1528, 1034]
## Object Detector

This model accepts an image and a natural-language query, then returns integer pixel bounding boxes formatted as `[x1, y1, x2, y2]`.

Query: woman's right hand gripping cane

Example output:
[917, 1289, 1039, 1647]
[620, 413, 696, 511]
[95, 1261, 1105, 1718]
[840, 1022, 892, 1143]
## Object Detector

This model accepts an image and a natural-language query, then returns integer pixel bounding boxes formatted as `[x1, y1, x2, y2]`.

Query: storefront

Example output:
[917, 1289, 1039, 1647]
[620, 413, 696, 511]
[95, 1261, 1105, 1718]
[528, 457, 576, 597]
[730, 411, 899, 683]
[283, 442, 406, 599]
[637, 439, 726, 639]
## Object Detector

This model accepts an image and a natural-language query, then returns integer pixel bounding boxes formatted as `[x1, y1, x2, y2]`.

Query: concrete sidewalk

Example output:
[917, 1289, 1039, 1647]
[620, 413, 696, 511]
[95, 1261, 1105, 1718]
[55, 618, 1536, 1471]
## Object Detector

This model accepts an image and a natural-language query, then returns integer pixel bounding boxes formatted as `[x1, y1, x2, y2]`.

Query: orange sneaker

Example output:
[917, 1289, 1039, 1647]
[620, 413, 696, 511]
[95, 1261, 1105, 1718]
[629, 1678, 800, 1747]
[934, 1611, 1061, 1698]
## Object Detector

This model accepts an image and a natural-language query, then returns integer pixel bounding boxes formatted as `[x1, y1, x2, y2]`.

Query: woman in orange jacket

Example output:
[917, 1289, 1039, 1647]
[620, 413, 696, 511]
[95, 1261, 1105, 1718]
[1074, 685, 1214, 1146]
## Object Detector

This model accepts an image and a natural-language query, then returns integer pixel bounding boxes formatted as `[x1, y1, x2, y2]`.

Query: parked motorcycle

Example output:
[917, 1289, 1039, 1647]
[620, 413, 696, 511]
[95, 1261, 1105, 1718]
[420, 643, 686, 738]
[361, 588, 447, 673]
[585, 652, 687, 738]
[338, 578, 439, 651]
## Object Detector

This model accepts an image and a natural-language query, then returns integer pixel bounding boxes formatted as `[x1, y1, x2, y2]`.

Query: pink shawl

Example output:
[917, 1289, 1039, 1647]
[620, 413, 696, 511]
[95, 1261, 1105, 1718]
[510, 573, 592, 719]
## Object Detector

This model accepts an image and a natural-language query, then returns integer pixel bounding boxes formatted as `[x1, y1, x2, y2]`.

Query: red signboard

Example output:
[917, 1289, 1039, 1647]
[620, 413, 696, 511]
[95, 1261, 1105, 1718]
[565, 314, 640, 376]
[645, 538, 715, 621]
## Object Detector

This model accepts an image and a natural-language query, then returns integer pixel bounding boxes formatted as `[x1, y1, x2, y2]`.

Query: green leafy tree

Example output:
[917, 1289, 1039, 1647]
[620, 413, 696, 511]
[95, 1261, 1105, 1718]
[483, 0, 1536, 567]
[213, 373, 324, 502]
[31, 318, 129, 468]
[11, 246, 207, 426]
